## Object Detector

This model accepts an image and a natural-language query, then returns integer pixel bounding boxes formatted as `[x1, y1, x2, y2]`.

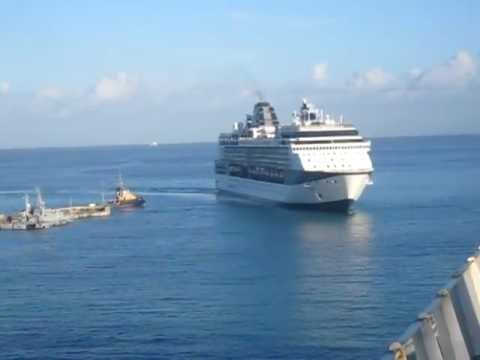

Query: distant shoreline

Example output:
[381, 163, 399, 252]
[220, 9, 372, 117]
[1, 134, 479, 151]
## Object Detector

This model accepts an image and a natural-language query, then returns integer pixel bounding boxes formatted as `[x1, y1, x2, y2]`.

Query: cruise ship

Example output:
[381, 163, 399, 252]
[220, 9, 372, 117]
[215, 99, 374, 210]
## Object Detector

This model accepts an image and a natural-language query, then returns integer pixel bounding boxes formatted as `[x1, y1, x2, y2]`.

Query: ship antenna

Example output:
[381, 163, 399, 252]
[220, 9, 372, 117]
[118, 173, 125, 188]
[35, 187, 46, 215]
[100, 181, 106, 204]
[24, 193, 31, 216]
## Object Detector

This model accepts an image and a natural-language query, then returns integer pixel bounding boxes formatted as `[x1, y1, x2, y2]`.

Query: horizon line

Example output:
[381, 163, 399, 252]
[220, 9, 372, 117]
[1, 133, 479, 151]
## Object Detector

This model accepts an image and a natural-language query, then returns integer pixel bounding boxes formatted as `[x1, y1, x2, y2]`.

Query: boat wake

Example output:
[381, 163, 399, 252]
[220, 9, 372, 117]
[0, 190, 37, 195]
[1, 187, 214, 195]
[140, 187, 216, 198]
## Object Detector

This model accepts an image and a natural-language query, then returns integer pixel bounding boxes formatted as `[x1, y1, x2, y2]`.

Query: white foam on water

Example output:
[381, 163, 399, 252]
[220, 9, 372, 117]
[0, 190, 33, 195]
[140, 191, 215, 200]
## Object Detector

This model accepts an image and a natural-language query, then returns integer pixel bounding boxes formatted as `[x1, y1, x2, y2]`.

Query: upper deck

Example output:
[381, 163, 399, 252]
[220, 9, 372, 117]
[219, 99, 367, 146]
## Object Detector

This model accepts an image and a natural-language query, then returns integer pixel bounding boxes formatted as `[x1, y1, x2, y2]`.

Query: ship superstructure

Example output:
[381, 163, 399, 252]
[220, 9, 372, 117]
[215, 99, 373, 210]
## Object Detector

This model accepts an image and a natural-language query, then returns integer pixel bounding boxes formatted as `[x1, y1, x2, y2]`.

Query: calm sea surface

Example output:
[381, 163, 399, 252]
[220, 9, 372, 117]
[1, 136, 479, 359]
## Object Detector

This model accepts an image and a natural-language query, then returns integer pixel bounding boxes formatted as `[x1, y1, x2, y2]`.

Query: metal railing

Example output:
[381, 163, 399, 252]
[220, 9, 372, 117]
[383, 247, 480, 360]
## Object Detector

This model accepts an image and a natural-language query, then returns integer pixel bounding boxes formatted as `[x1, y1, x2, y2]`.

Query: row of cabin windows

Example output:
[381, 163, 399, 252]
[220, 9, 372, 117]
[308, 162, 351, 170]
[301, 152, 348, 156]
[292, 145, 366, 151]
[281, 130, 359, 138]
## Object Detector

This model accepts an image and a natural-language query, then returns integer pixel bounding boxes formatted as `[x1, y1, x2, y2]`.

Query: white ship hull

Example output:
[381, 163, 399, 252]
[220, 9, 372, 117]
[215, 173, 371, 210]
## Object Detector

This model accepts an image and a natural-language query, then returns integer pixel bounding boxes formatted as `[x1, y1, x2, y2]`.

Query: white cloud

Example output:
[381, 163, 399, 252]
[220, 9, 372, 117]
[240, 89, 252, 97]
[37, 86, 63, 100]
[0, 81, 10, 95]
[94, 72, 137, 101]
[350, 68, 395, 90]
[312, 63, 328, 81]
[408, 67, 423, 79]
[412, 50, 477, 89]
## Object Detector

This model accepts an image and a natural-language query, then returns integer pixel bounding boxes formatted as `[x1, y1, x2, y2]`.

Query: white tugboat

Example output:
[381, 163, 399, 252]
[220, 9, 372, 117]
[215, 99, 374, 210]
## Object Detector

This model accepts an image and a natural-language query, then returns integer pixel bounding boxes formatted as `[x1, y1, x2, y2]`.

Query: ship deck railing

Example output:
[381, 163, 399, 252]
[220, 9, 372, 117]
[382, 246, 480, 360]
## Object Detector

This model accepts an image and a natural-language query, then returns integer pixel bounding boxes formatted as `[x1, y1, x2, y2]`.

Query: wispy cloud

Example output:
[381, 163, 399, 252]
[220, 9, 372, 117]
[1, 49, 479, 147]
[348, 68, 396, 91]
[409, 50, 477, 90]
[312, 50, 479, 96]
[0, 81, 10, 95]
[36, 86, 63, 100]
[312, 63, 329, 81]
[94, 72, 137, 102]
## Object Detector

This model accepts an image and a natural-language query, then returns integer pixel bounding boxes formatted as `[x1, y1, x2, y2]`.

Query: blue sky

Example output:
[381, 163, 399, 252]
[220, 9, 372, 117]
[0, 0, 479, 147]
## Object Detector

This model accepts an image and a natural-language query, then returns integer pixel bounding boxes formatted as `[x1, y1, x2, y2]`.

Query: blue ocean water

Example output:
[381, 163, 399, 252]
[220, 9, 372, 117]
[0, 136, 479, 359]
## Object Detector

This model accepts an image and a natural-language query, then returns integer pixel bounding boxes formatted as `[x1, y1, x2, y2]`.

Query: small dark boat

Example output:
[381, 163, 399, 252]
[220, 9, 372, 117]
[111, 176, 145, 208]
